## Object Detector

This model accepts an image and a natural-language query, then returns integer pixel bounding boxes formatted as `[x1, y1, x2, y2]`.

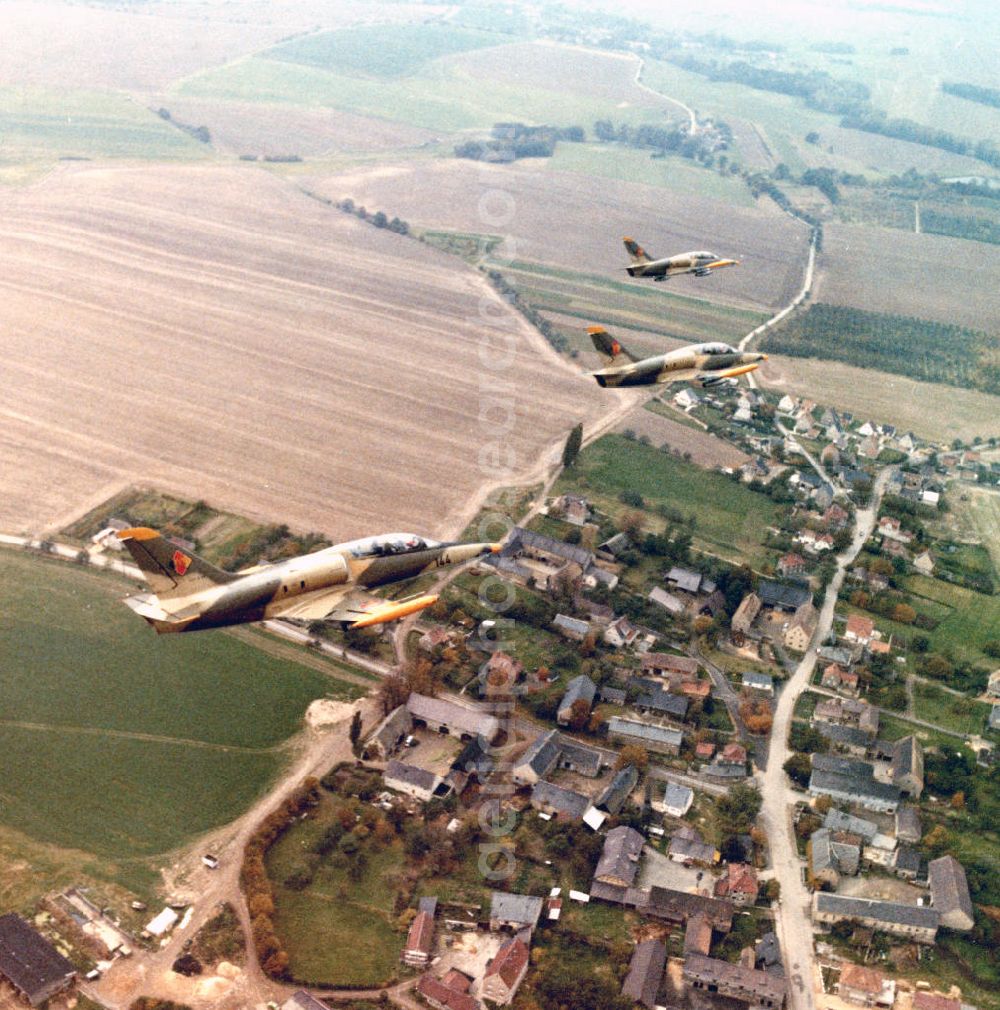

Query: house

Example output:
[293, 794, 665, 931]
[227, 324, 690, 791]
[419, 626, 457, 654]
[683, 954, 786, 1010]
[417, 972, 478, 1010]
[784, 601, 818, 652]
[555, 739, 603, 778]
[814, 697, 878, 736]
[778, 553, 808, 577]
[823, 504, 850, 529]
[667, 566, 706, 593]
[653, 781, 694, 818]
[808, 828, 860, 888]
[512, 730, 561, 786]
[890, 736, 924, 797]
[490, 527, 618, 592]
[914, 994, 960, 1010]
[894, 847, 922, 880]
[489, 892, 543, 933]
[811, 893, 939, 943]
[777, 395, 797, 413]
[988, 669, 1000, 697]
[596, 764, 639, 815]
[878, 517, 913, 544]
[385, 761, 447, 803]
[553, 613, 590, 641]
[742, 671, 774, 694]
[928, 855, 974, 931]
[759, 580, 812, 613]
[594, 826, 645, 888]
[641, 653, 700, 679]
[598, 532, 631, 558]
[639, 885, 733, 931]
[482, 937, 529, 1005]
[895, 806, 922, 844]
[695, 741, 716, 760]
[731, 592, 762, 640]
[821, 663, 859, 695]
[838, 964, 894, 1008]
[365, 705, 413, 760]
[719, 742, 748, 766]
[621, 939, 666, 1009]
[604, 615, 639, 648]
[815, 722, 872, 756]
[283, 993, 332, 1010]
[648, 586, 686, 615]
[913, 550, 934, 575]
[557, 675, 597, 726]
[755, 932, 781, 974]
[668, 826, 718, 866]
[483, 651, 523, 695]
[607, 717, 682, 755]
[634, 687, 689, 722]
[551, 493, 590, 526]
[530, 781, 591, 820]
[407, 694, 500, 742]
[675, 387, 700, 410]
[0, 914, 76, 1007]
[402, 910, 435, 965]
[809, 766, 901, 813]
[714, 863, 758, 905]
[844, 614, 875, 645]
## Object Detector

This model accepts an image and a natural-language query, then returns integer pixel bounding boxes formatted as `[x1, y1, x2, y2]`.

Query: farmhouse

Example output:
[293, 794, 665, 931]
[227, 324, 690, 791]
[594, 826, 645, 888]
[668, 826, 718, 866]
[809, 767, 901, 813]
[491, 528, 618, 591]
[928, 855, 974, 931]
[683, 954, 786, 1010]
[814, 698, 879, 736]
[0, 914, 76, 1007]
[530, 780, 590, 820]
[837, 964, 894, 1008]
[596, 764, 639, 815]
[552, 613, 589, 641]
[890, 736, 924, 797]
[811, 893, 939, 943]
[385, 760, 447, 803]
[759, 580, 812, 613]
[604, 615, 639, 648]
[821, 663, 859, 696]
[402, 910, 435, 966]
[641, 653, 700, 679]
[417, 972, 478, 1010]
[844, 614, 875, 646]
[731, 592, 762, 641]
[607, 717, 682, 756]
[482, 937, 529, 1005]
[784, 601, 818, 652]
[653, 781, 694, 818]
[808, 828, 860, 888]
[365, 705, 413, 760]
[713, 863, 759, 905]
[634, 687, 689, 722]
[489, 892, 543, 934]
[622, 939, 666, 1009]
[407, 694, 500, 742]
[512, 730, 560, 786]
[557, 674, 596, 725]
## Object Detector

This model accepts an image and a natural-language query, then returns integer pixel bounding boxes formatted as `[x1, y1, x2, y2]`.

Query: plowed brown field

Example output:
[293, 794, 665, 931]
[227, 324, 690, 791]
[0, 164, 605, 538]
[305, 159, 811, 314]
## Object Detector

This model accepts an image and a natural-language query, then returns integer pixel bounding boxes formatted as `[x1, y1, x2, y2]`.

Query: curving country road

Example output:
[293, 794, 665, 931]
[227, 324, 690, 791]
[756, 466, 892, 1010]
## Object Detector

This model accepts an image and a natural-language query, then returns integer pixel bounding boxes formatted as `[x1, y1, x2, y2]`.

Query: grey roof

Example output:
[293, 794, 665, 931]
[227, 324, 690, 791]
[596, 764, 639, 814]
[600, 686, 627, 705]
[811, 828, 860, 876]
[742, 671, 774, 690]
[283, 993, 333, 1010]
[824, 809, 879, 842]
[622, 939, 666, 1008]
[895, 806, 922, 842]
[642, 886, 733, 930]
[367, 704, 412, 751]
[0, 914, 75, 1006]
[701, 762, 747, 781]
[817, 644, 855, 667]
[418, 896, 438, 916]
[895, 847, 922, 874]
[661, 782, 694, 813]
[453, 736, 493, 777]
[559, 674, 597, 714]
[553, 614, 590, 637]
[809, 769, 901, 807]
[506, 526, 594, 567]
[814, 892, 939, 930]
[648, 586, 685, 613]
[990, 704, 1000, 730]
[517, 729, 561, 779]
[816, 722, 873, 750]
[608, 717, 682, 749]
[386, 760, 439, 793]
[667, 567, 702, 592]
[891, 736, 922, 778]
[406, 693, 499, 739]
[812, 754, 875, 779]
[928, 855, 974, 923]
[668, 834, 717, 864]
[755, 932, 781, 970]
[759, 579, 812, 610]
[684, 954, 787, 1006]
[556, 738, 603, 777]
[531, 780, 590, 819]
[635, 687, 689, 719]
[490, 892, 544, 928]
[594, 826, 645, 886]
[600, 532, 632, 557]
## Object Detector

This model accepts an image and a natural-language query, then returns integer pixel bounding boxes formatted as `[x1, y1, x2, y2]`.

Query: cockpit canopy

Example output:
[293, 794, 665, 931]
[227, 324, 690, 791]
[692, 342, 739, 355]
[692, 251, 717, 260]
[342, 533, 440, 558]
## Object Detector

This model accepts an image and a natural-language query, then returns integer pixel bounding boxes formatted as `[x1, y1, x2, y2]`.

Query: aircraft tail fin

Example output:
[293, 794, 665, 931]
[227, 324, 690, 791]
[117, 527, 235, 599]
[623, 236, 651, 264]
[588, 326, 637, 365]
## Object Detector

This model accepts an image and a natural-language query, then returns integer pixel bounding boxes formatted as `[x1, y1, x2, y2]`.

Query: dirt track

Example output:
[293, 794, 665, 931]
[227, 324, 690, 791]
[0, 163, 606, 540]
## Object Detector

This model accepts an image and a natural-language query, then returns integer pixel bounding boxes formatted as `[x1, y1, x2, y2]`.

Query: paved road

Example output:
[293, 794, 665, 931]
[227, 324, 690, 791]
[757, 467, 890, 1010]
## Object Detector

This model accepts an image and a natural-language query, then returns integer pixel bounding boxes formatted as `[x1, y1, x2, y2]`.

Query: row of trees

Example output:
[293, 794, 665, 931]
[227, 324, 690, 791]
[485, 269, 569, 353]
[941, 81, 1000, 110]
[336, 198, 410, 235]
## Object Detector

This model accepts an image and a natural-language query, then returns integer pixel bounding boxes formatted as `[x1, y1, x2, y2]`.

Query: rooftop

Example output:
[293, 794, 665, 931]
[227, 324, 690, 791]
[0, 914, 75, 1007]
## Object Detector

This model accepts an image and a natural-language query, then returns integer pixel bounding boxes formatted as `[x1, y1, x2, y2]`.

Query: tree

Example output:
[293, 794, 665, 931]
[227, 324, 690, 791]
[783, 753, 813, 788]
[763, 879, 781, 901]
[892, 603, 916, 624]
[616, 745, 648, 772]
[568, 698, 592, 732]
[716, 782, 762, 834]
[348, 710, 363, 754]
[562, 423, 583, 468]
[377, 674, 410, 716]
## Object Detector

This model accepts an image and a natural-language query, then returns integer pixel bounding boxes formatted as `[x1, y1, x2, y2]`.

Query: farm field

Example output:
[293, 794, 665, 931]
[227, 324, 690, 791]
[304, 158, 812, 314]
[553, 433, 778, 567]
[903, 574, 1000, 668]
[0, 163, 600, 539]
[953, 488, 1000, 577]
[616, 404, 750, 470]
[816, 224, 1000, 333]
[911, 681, 993, 737]
[756, 354, 1000, 443]
[0, 548, 351, 895]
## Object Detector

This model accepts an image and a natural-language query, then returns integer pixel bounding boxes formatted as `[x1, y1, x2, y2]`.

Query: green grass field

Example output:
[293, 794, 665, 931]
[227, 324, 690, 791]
[266, 24, 501, 78]
[0, 549, 359, 887]
[547, 143, 755, 205]
[911, 681, 993, 737]
[954, 489, 1000, 577]
[554, 434, 779, 566]
[0, 87, 209, 163]
[904, 574, 1000, 667]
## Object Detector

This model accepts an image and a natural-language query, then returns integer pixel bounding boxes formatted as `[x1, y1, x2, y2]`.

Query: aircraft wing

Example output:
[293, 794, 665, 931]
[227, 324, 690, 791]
[659, 368, 698, 384]
[272, 586, 439, 627]
[691, 363, 760, 387]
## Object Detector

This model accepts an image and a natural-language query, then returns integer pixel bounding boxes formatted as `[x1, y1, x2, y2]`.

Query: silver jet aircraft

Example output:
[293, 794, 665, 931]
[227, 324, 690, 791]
[117, 526, 499, 633]
[623, 236, 738, 280]
[587, 326, 766, 388]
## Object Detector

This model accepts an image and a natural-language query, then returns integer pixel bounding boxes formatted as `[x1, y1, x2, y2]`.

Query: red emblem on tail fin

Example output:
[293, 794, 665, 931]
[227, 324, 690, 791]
[172, 550, 191, 576]
[611, 341, 622, 356]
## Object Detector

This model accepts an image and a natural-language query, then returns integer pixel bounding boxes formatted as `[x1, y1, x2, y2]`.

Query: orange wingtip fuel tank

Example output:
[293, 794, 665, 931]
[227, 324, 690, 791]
[117, 527, 160, 541]
[705, 259, 739, 269]
[351, 594, 440, 629]
[720, 363, 760, 379]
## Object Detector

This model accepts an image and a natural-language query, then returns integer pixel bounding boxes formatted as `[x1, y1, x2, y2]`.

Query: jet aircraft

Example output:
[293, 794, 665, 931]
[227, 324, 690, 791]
[587, 326, 766, 388]
[117, 526, 500, 633]
[623, 237, 738, 281]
